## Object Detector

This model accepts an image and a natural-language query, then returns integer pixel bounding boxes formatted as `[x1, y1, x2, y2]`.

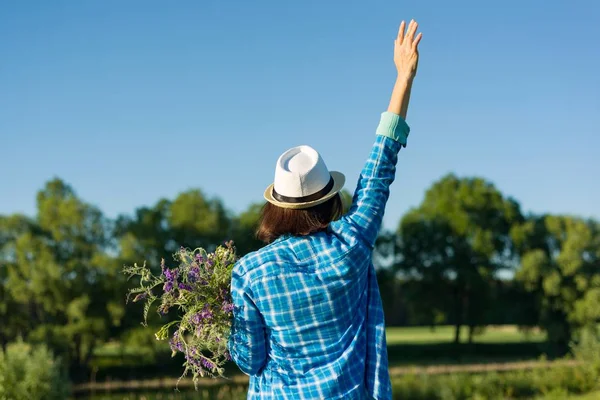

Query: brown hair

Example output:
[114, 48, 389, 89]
[256, 194, 343, 243]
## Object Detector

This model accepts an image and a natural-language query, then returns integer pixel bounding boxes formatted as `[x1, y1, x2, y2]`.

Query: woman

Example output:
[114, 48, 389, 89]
[228, 20, 422, 400]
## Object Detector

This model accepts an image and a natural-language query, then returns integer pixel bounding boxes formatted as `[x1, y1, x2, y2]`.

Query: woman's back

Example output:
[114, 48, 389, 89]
[233, 223, 375, 397]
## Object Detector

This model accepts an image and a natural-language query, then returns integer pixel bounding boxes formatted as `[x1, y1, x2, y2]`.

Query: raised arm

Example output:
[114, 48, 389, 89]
[343, 20, 422, 247]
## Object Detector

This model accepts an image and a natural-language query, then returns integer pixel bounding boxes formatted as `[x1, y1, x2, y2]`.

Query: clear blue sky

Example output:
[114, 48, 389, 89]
[1, 0, 599, 229]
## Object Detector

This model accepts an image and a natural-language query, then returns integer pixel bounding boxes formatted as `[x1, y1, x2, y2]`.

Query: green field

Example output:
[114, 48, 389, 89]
[385, 325, 546, 345]
[97, 324, 546, 357]
[383, 325, 547, 367]
[558, 392, 600, 400]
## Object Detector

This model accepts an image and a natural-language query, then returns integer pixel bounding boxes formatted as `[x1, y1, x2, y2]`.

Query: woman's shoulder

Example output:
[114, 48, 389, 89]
[329, 217, 372, 249]
[233, 238, 290, 277]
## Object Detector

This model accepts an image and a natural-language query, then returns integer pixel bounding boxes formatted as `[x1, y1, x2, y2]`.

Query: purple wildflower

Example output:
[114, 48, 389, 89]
[163, 268, 178, 282]
[169, 331, 184, 352]
[185, 348, 207, 368]
[163, 281, 174, 293]
[191, 304, 213, 325]
[178, 282, 193, 291]
[222, 302, 234, 313]
[224, 350, 232, 361]
[200, 305, 213, 320]
[191, 313, 202, 326]
[195, 253, 204, 263]
[188, 266, 200, 283]
[185, 352, 198, 366]
[201, 358, 215, 370]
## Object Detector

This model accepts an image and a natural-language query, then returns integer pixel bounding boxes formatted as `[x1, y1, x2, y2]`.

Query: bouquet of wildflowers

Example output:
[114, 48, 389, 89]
[123, 241, 237, 383]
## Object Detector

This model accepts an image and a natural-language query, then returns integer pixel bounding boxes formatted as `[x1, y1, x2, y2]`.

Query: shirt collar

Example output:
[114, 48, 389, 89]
[273, 233, 292, 244]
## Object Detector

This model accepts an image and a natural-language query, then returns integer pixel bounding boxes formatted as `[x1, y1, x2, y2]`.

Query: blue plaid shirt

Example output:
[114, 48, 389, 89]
[228, 112, 410, 400]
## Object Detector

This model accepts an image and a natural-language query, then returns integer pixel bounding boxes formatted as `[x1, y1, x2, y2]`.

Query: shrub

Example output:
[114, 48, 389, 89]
[572, 328, 600, 368]
[391, 363, 599, 399]
[0, 339, 69, 400]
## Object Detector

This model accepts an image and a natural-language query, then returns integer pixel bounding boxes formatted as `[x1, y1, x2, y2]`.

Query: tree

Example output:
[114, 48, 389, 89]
[114, 198, 173, 267]
[339, 189, 353, 214]
[169, 189, 230, 251]
[1, 179, 124, 379]
[0, 214, 37, 349]
[115, 189, 231, 268]
[513, 215, 600, 355]
[396, 174, 522, 343]
[231, 203, 263, 257]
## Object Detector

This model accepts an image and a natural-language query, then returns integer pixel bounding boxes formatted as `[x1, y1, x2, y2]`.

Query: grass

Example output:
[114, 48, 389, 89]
[554, 392, 600, 399]
[385, 325, 546, 345]
[383, 325, 547, 367]
[536, 391, 600, 399]
[97, 324, 546, 357]
[567, 391, 600, 399]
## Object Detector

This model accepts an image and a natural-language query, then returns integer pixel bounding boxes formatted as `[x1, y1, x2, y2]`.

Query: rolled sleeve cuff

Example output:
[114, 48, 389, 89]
[375, 112, 410, 147]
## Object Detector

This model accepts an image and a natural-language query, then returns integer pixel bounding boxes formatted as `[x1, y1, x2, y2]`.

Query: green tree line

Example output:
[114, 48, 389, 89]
[1, 175, 599, 380]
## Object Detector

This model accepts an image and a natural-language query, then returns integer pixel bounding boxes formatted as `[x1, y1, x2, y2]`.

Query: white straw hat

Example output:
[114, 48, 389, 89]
[264, 145, 345, 209]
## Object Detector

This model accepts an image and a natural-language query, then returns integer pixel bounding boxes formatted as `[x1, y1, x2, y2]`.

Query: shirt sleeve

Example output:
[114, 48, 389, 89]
[364, 263, 392, 399]
[342, 112, 410, 247]
[228, 263, 267, 376]
[375, 111, 410, 146]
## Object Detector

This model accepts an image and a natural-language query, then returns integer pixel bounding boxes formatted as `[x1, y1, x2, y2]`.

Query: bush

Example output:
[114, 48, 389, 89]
[572, 328, 600, 368]
[391, 363, 600, 399]
[0, 339, 70, 400]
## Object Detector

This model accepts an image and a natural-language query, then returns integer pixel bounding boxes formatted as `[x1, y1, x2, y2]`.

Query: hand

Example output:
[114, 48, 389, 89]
[387, 20, 422, 118]
[394, 20, 422, 81]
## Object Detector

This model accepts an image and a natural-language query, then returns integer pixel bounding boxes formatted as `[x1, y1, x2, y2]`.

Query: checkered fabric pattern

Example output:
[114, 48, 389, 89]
[228, 112, 410, 400]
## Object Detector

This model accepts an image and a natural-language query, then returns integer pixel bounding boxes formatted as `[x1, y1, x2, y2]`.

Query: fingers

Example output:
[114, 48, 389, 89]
[397, 21, 406, 43]
[406, 20, 418, 43]
[413, 32, 423, 49]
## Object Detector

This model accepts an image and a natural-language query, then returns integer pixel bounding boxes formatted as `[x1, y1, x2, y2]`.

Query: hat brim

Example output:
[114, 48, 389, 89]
[263, 171, 346, 210]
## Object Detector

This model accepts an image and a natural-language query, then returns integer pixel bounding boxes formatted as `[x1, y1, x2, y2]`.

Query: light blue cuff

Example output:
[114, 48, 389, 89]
[375, 112, 410, 147]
